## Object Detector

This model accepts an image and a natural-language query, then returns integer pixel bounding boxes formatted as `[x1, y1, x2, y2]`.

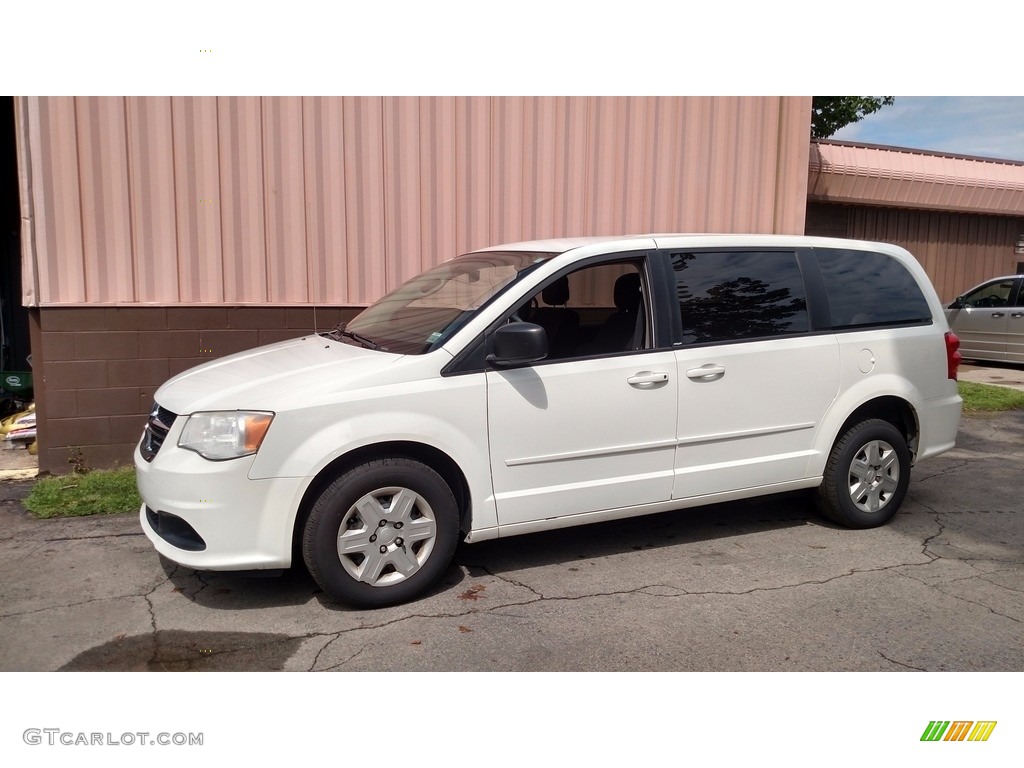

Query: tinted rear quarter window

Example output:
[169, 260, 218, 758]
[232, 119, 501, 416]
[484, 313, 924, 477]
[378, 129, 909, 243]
[816, 248, 931, 329]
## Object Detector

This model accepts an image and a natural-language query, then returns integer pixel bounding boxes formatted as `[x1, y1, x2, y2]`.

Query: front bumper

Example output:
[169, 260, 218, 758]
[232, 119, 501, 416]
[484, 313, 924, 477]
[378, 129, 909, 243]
[136, 442, 307, 571]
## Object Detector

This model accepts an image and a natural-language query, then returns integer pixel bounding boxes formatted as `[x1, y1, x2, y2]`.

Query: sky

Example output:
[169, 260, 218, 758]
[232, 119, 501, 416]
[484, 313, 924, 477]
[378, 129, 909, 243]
[832, 97, 1024, 161]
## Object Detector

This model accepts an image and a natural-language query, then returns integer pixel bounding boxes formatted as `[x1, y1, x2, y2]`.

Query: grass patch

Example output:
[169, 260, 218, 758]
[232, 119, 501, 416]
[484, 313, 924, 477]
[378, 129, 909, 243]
[25, 466, 140, 519]
[958, 380, 1024, 413]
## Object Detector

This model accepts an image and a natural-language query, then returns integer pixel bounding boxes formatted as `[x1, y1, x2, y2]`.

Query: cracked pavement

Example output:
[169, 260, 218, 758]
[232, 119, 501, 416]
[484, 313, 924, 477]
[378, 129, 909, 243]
[1, 411, 1021, 672]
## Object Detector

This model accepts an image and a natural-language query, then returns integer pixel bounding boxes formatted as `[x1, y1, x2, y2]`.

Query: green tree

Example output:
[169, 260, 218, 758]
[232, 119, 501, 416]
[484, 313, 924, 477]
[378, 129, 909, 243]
[811, 97, 894, 139]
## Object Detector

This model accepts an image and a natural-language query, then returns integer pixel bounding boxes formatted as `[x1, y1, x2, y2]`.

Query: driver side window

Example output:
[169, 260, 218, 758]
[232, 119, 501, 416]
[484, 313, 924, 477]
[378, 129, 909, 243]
[514, 260, 649, 361]
[963, 280, 1014, 308]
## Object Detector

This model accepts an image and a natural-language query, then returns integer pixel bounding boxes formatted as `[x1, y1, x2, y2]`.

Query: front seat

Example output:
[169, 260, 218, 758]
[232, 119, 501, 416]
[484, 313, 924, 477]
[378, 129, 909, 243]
[591, 273, 644, 353]
[529, 276, 580, 358]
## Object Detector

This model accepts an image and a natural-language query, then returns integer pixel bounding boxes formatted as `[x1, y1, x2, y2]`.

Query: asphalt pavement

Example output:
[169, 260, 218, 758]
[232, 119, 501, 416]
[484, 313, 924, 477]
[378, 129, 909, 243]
[1, 406, 1021, 672]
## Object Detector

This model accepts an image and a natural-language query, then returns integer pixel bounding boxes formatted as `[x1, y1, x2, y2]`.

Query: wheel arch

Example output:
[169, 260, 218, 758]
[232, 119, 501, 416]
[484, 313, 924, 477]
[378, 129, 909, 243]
[830, 395, 920, 460]
[291, 441, 471, 560]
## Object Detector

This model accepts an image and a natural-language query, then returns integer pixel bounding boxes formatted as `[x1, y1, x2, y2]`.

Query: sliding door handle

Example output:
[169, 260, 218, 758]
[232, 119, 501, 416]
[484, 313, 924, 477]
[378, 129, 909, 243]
[686, 364, 725, 380]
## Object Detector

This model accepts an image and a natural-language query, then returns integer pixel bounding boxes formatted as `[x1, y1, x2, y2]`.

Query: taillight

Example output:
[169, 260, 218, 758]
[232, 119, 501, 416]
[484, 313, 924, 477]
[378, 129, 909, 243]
[945, 331, 962, 380]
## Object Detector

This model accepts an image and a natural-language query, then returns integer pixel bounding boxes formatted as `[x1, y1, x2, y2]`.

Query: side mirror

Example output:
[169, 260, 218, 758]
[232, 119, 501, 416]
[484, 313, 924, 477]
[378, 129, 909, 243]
[948, 296, 965, 310]
[487, 323, 548, 367]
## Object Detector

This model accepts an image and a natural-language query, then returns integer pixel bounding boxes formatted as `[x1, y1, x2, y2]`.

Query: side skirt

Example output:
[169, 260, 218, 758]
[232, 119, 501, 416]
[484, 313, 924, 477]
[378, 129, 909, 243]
[462, 477, 823, 543]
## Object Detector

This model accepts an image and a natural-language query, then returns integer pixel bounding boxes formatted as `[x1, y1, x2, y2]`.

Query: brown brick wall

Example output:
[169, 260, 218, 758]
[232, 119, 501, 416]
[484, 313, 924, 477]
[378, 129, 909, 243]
[31, 306, 360, 475]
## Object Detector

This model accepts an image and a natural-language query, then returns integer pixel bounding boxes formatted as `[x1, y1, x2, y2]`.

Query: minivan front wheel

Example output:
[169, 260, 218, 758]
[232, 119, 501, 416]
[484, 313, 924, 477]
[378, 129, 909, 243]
[302, 458, 460, 607]
[816, 419, 911, 528]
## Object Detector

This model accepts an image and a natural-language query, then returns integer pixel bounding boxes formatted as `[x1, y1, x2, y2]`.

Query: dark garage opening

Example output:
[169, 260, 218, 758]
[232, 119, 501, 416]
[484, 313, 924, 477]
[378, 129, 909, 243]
[0, 95, 30, 379]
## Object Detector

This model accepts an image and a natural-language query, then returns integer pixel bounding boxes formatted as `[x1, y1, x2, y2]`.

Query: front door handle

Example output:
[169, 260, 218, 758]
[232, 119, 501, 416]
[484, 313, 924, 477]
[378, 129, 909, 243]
[627, 371, 669, 388]
[1012, 312, 1023, 318]
[991, 312, 1006, 318]
[686, 364, 726, 380]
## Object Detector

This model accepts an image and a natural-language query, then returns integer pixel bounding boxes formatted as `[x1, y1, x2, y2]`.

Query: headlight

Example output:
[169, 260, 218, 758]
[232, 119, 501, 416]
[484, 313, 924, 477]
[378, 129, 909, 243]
[177, 411, 274, 461]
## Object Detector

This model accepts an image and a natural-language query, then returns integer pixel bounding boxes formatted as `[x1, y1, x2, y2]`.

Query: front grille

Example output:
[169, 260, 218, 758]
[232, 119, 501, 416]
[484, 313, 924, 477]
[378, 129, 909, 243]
[140, 403, 177, 462]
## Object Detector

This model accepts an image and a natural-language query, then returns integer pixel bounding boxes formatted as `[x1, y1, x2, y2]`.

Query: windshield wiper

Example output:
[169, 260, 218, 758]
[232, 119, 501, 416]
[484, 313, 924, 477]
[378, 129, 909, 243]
[327, 329, 387, 351]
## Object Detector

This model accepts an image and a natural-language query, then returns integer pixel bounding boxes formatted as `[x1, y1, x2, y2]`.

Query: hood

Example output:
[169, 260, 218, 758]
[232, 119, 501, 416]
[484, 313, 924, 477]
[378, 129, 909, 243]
[153, 335, 408, 415]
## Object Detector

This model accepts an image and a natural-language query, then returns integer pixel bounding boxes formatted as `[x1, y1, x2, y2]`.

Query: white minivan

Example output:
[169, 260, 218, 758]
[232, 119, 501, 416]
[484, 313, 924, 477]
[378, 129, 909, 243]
[137, 235, 963, 607]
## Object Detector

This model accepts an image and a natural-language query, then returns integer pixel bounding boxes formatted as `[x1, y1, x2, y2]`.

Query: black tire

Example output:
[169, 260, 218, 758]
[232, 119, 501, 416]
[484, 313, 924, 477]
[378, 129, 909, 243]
[815, 419, 911, 529]
[302, 458, 459, 607]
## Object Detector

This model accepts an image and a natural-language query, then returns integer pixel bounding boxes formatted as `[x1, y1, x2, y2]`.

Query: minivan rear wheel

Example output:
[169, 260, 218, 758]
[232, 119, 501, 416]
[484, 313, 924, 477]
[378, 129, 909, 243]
[815, 419, 911, 528]
[302, 458, 460, 607]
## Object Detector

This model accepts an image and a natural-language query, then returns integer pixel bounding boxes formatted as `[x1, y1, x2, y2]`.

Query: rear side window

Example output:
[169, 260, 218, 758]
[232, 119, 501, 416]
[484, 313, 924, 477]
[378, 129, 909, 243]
[671, 250, 808, 344]
[817, 249, 932, 329]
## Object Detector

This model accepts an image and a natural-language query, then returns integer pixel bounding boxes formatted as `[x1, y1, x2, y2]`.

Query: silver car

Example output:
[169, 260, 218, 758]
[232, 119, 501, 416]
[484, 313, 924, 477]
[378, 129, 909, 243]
[945, 275, 1024, 364]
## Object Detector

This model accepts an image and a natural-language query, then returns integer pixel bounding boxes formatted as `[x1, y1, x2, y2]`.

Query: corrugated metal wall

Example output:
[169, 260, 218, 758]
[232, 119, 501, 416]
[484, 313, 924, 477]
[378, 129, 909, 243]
[17, 96, 812, 307]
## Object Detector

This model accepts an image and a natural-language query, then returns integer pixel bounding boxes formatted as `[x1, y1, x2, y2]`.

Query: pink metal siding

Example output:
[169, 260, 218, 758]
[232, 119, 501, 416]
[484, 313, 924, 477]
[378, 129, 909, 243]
[126, 97, 180, 303]
[172, 97, 224, 303]
[809, 140, 1024, 217]
[24, 97, 87, 304]
[338, 97, 388, 304]
[14, 97, 38, 306]
[76, 97, 135, 303]
[218, 97, 268, 303]
[18, 96, 812, 307]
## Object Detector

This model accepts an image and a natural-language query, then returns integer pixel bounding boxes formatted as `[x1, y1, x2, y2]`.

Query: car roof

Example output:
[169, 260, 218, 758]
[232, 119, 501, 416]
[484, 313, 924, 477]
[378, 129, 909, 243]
[470, 235, 650, 253]
[467, 233, 908, 256]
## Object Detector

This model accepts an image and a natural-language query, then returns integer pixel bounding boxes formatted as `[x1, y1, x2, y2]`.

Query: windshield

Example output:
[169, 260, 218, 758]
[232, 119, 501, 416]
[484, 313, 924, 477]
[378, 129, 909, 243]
[336, 251, 553, 354]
